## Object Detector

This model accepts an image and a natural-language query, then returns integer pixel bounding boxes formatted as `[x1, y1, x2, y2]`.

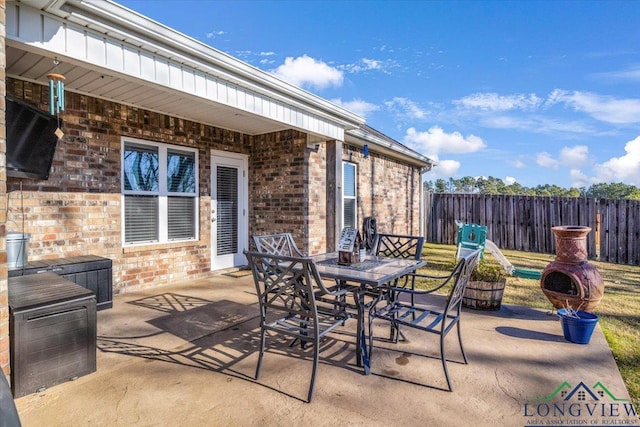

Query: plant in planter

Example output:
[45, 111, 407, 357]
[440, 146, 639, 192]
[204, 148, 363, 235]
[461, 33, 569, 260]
[463, 259, 509, 311]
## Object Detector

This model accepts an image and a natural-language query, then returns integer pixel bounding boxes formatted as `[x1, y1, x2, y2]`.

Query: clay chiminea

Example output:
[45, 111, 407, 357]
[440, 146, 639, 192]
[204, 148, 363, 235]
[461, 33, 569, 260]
[540, 226, 605, 312]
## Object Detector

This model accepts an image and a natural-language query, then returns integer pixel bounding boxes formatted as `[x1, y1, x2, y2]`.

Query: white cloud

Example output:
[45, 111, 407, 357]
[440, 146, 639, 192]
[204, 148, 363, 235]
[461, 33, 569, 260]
[385, 97, 429, 120]
[451, 89, 640, 136]
[592, 136, 640, 185]
[206, 30, 226, 39]
[592, 65, 640, 82]
[559, 145, 589, 167]
[235, 51, 275, 65]
[481, 115, 594, 134]
[536, 152, 560, 169]
[537, 144, 602, 187]
[330, 98, 380, 118]
[452, 93, 595, 135]
[504, 176, 517, 185]
[339, 58, 397, 74]
[455, 92, 542, 111]
[426, 159, 461, 180]
[362, 58, 383, 69]
[508, 159, 525, 168]
[234, 50, 253, 59]
[569, 168, 593, 188]
[547, 90, 640, 125]
[403, 126, 486, 159]
[271, 55, 343, 89]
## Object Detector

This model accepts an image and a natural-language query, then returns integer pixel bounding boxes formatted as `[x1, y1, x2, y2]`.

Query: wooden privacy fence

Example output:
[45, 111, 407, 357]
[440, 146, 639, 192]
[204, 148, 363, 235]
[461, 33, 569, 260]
[423, 192, 640, 266]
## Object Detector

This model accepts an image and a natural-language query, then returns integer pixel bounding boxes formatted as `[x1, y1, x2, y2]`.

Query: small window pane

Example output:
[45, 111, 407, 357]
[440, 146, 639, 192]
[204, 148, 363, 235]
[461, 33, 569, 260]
[168, 197, 195, 240]
[167, 150, 196, 193]
[125, 195, 158, 243]
[344, 199, 356, 229]
[344, 163, 356, 197]
[124, 144, 159, 192]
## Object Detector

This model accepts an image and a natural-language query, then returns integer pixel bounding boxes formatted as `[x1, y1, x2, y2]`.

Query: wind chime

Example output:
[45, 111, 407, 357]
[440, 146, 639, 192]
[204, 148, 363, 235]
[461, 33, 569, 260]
[47, 58, 65, 139]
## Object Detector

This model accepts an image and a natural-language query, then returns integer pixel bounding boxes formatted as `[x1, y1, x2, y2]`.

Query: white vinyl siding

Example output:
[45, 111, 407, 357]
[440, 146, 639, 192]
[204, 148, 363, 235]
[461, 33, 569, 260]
[343, 162, 357, 229]
[5, 4, 352, 142]
[122, 138, 198, 245]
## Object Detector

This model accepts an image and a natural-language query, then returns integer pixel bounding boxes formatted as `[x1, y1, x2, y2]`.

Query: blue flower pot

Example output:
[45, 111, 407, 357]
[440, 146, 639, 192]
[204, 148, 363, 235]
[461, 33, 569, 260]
[558, 309, 599, 344]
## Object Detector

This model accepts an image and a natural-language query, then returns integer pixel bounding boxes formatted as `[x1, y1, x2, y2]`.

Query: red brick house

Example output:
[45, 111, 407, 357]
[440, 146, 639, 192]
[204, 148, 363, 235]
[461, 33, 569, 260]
[0, 0, 433, 377]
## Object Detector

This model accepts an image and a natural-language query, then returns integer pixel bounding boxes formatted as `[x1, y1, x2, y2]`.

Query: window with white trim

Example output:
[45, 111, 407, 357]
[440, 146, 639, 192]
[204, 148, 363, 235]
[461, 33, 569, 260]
[342, 162, 357, 229]
[122, 138, 198, 245]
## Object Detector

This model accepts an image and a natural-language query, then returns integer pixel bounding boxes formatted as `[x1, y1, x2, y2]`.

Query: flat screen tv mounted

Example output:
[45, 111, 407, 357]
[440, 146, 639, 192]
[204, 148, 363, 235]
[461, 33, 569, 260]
[6, 96, 62, 180]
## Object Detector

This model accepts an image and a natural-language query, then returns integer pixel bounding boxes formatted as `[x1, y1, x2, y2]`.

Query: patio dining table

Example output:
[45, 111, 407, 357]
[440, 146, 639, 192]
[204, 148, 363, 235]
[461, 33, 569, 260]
[310, 252, 427, 375]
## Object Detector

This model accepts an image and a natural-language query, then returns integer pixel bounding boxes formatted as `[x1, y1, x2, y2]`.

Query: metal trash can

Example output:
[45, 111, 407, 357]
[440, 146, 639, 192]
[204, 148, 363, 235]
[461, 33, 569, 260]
[7, 232, 30, 270]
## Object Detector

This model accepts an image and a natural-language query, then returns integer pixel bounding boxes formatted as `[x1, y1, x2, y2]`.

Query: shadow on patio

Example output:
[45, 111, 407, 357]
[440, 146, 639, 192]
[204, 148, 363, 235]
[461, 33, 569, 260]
[13, 272, 638, 427]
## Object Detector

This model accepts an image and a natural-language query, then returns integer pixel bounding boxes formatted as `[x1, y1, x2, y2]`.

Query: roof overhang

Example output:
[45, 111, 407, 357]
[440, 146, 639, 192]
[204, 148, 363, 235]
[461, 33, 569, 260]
[345, 126, 436, 172]
[6, 0, 365, 140]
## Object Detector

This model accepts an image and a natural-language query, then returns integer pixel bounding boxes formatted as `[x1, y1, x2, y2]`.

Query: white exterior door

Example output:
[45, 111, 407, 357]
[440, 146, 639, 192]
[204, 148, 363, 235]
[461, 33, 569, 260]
[210, 151, 248, 270]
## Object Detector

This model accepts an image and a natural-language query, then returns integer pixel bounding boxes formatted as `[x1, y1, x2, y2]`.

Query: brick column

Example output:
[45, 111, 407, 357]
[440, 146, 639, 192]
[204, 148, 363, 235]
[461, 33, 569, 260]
[325, 139, 342, 252]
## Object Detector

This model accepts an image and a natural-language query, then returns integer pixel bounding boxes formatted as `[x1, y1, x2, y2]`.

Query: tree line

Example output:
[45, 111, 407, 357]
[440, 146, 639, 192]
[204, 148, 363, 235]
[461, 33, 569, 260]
[424, 176, 640, 200]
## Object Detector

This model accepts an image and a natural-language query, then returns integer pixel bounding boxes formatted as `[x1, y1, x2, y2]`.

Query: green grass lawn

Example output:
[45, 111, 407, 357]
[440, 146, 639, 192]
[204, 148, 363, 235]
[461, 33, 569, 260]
[417, 243, 640, 407]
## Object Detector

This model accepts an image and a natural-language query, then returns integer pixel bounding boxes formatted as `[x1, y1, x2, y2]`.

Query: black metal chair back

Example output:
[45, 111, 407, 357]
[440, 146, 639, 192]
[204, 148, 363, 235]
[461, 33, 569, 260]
[245, 251, 348, 402]
[253, 233, 304, 257]
[369, 248, 482, 391]
[371, 234, 425, 260]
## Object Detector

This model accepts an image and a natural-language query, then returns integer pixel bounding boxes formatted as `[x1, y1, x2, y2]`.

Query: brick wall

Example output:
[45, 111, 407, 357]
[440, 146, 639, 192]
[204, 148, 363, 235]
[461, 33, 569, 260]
[307, 145, 328, 254]
[248, 129, 311, 252]
[0, 0, 9, 377]
[5, 78, 423, 297]
[248, 139, 423, 256]
[6, 80, 252, 293]
[253, 138, 424, 256]
[345, 144, 422, 237]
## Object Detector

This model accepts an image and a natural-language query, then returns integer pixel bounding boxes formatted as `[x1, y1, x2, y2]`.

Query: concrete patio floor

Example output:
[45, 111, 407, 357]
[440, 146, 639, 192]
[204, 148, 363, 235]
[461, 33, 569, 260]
[13, 270, 639, 427]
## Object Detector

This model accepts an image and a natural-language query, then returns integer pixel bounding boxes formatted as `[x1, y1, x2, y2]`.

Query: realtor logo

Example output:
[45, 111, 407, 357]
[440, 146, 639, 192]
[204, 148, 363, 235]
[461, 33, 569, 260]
[523, 381, 639, 426]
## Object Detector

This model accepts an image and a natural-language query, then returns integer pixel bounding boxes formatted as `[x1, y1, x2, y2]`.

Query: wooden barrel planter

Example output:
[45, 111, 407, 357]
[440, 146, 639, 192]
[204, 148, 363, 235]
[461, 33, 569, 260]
[462, 279, 506, 311]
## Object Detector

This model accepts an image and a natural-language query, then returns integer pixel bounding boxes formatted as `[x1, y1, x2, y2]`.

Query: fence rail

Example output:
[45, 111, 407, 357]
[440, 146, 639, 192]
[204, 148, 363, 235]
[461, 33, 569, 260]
[424, 192, 640, 266]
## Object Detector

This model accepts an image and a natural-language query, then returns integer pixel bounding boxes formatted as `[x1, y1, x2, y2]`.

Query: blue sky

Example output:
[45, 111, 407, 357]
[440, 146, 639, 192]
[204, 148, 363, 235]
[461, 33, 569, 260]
[118, 0, 640, 188]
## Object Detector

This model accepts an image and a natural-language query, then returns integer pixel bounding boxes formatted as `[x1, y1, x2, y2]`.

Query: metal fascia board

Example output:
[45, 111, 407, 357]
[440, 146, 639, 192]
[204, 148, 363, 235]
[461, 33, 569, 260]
[345, 128, 435, 167]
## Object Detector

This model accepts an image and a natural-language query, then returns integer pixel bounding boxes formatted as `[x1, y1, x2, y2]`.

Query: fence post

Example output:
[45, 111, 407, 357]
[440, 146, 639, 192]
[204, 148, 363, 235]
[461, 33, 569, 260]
[595, 212, 601, 260]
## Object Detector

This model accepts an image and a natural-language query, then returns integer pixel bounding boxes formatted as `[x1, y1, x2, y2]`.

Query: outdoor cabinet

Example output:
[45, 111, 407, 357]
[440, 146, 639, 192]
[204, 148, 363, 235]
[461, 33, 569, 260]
[9, 272, 97, 398]
[9, 255, 113, 310]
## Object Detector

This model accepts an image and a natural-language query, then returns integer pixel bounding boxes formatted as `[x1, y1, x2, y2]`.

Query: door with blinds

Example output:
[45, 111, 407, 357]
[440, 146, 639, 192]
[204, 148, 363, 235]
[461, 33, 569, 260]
[210, 151, 248, 270]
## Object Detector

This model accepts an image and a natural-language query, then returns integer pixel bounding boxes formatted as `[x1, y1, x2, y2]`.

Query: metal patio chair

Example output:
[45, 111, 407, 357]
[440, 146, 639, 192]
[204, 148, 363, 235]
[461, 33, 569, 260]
[370, 233, 425, 261]
[253, 233, 304, 257]
[370, 233, 426, 334]
[371, 233, 425, 291]
[244, 251, 351, 402]
[368, 248, 482, 391]
[253, 233, 356, 315]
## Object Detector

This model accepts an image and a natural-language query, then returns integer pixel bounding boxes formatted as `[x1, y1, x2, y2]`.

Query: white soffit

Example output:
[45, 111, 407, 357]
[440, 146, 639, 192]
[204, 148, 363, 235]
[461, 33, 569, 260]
[6, 0, 365, 140]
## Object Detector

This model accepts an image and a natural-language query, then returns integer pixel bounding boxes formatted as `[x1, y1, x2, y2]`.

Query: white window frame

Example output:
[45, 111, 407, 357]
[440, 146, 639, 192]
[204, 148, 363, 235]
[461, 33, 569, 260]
[342, 161, 357, 230]
[121, 136, 199, 246]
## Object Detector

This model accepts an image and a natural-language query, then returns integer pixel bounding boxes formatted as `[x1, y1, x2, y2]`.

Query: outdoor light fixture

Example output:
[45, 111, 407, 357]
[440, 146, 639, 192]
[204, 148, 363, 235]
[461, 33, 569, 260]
[363, 144, 369, 158]
[47, 58, 65, 115]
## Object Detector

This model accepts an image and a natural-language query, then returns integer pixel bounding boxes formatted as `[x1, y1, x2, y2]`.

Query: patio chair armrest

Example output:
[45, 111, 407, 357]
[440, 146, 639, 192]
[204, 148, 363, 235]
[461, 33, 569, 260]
[312, 273, 359, 297]
[314, 282, 358, 298]
[387, 271, 456, 295]
[409, 272, 451, 280]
